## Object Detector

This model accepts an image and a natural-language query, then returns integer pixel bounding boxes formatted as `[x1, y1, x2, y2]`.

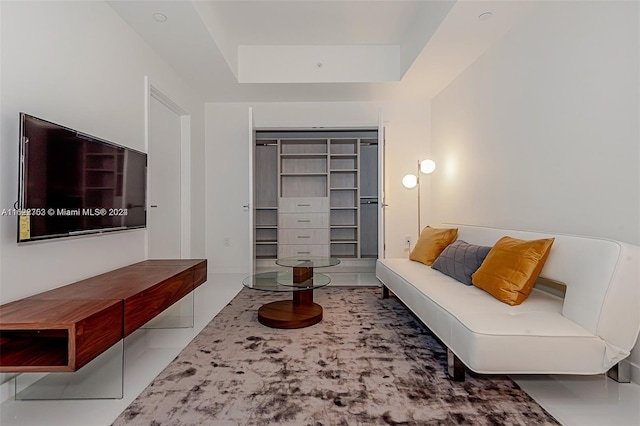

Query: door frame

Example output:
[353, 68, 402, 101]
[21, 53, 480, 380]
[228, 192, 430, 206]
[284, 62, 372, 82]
[378, 109, 386, 260]
[248, 107, 256, 273]
[145, 78, 191, 258]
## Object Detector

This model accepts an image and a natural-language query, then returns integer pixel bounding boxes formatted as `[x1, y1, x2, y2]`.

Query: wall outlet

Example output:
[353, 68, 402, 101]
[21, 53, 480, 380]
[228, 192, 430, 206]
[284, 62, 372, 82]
[404, 236, 412, 252]
[223, 237, 230, 247]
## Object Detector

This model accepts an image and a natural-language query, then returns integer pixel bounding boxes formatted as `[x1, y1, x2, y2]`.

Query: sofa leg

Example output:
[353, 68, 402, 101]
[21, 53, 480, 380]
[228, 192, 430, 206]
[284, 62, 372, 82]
[382, 285, 390, 299]
[447, 348, 465, 381]
[607, 362, 631, 383]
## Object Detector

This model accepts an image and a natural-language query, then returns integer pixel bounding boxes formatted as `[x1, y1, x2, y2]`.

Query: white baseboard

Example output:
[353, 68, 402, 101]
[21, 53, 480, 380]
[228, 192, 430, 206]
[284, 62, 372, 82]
[626, 359, 640, 384]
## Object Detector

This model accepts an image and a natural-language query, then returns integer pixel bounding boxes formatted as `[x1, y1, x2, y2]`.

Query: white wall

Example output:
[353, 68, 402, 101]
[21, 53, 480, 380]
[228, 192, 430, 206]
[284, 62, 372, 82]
[431, 1, 639, 381]
[0, 0, 205, 304]
[190, 113, 207, 258]
[0, 2, 3, 304]
[205, 101, 431, 273]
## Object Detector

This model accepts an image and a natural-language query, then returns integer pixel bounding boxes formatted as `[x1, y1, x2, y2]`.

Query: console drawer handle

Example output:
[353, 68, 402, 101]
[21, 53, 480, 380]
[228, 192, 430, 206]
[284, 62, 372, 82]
[297, 236, 310, 239]
[297, 204, 311, 207]
[297, 251, 311, 254]
[297, 220, 311, 223]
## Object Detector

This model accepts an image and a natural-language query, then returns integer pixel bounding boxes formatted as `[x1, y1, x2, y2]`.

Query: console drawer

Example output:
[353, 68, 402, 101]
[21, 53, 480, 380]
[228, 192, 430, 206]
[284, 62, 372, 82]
[279, 213, 329, 229]
[279, 197, 329, 213]
[278, 244, 330, 258]
[278, 228, 329, 245]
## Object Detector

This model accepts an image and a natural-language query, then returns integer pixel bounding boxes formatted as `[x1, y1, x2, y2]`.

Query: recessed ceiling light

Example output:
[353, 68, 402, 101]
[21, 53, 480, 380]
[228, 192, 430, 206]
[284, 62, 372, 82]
[478, 12, 493, 21]
[152, 13, 167, 23]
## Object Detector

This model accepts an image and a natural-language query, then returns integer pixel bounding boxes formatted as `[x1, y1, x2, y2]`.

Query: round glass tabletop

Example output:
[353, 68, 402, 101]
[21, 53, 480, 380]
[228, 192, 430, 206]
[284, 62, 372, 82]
[242, 271, 331, 292]
[275, 256, 341, 268]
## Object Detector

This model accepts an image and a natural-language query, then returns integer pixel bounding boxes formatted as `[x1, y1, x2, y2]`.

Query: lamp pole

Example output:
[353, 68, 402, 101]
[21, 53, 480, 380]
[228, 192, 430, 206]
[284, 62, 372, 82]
[402, 159, 435, 239]
[417, 160, 421, 237]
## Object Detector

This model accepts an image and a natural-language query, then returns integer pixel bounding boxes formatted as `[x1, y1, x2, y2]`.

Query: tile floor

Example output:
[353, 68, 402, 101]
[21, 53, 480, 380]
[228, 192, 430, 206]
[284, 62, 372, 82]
[1, 273, 638, 426]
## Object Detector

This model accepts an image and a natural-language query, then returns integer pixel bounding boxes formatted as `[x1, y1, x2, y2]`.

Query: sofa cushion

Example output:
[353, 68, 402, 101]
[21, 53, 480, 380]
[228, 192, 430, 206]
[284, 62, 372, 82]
[471, 236, 554, 306]
[409, 226, 458, 266]
[432, 240, 491, 285]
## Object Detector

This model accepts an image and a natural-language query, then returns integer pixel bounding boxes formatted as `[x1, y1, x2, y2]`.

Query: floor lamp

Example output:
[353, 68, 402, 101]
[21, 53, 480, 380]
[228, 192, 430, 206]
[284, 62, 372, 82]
[402, 159, 436, 237]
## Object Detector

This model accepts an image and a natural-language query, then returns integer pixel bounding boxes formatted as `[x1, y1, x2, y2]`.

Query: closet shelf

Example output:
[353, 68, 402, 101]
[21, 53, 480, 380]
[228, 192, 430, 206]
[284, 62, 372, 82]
[281, 172, 327, 176]
[280, 153, 327, 158]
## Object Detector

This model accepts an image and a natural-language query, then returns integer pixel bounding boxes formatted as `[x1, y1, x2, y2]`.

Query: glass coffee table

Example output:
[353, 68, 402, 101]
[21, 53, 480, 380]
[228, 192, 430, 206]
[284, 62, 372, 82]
[243, 257, 340, 329]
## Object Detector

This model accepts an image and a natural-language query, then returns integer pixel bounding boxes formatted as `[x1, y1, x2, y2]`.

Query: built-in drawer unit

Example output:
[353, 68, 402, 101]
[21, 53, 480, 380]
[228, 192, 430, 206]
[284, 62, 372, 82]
[278, 196, 329, 259]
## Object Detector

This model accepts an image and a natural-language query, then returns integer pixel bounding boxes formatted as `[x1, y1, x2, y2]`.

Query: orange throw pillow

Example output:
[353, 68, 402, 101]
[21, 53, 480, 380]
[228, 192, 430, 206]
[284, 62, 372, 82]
[472, 236, 555, 306]
[409, 226, 458, 266]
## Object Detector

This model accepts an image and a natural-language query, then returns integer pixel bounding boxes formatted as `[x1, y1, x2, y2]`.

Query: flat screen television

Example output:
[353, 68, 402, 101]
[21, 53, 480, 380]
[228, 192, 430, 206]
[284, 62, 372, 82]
[17, 113, 147, 242]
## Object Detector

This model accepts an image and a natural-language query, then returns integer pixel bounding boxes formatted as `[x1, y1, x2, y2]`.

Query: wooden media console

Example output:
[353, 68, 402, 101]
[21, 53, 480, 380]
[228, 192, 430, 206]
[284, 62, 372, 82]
[0, 259, 207, 373]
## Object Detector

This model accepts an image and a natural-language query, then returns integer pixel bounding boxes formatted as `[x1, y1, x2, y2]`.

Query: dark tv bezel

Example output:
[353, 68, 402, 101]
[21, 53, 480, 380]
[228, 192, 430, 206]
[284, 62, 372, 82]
[17, 113, 148, 243]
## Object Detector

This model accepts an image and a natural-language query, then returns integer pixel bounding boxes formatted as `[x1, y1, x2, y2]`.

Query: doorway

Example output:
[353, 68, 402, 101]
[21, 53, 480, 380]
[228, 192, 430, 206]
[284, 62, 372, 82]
[148, 88, 185, 259]
[249, 126, 385, 276]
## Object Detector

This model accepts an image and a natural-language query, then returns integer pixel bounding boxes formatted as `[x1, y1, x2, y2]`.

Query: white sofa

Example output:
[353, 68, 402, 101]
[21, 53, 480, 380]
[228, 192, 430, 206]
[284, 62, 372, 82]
[376, 224, 640, 380]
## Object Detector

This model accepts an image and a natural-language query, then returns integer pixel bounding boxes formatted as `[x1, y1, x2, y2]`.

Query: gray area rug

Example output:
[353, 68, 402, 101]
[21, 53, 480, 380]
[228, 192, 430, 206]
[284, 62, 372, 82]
[114, 287, 559, 425]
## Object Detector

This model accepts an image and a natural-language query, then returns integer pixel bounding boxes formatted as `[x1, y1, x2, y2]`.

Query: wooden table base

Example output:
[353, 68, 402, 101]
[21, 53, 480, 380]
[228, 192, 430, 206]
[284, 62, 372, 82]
[258, 299, 323, 329]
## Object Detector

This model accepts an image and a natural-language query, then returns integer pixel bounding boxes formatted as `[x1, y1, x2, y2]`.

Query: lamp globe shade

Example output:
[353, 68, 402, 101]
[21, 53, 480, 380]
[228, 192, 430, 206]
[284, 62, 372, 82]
[402, 174, 418, 188]
[420, 159, 436, 174]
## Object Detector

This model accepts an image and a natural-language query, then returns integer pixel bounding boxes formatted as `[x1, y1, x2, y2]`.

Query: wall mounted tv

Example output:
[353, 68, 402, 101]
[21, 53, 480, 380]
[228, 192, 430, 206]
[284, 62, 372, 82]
[17, 113, 147, 242]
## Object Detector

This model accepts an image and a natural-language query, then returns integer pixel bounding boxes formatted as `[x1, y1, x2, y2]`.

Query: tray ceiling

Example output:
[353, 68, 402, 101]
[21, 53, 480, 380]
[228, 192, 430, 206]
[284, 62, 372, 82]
[107, 0, 536, 101]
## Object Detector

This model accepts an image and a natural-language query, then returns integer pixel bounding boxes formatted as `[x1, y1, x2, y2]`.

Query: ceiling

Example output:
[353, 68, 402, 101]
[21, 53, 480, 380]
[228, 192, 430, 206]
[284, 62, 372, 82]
[107, 1, 537, 102]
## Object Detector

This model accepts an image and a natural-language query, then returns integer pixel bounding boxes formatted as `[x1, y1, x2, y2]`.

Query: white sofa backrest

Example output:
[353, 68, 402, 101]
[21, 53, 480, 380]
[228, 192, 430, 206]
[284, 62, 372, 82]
[444, 224, 640, 354]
